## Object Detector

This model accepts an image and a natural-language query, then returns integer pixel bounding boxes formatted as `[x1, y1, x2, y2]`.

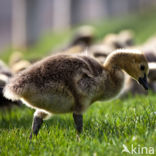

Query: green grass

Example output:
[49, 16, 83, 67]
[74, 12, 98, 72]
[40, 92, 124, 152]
[0, 93, 155, 156]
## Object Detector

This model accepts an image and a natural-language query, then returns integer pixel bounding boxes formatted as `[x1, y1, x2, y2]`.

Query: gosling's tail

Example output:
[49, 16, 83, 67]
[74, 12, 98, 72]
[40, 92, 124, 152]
[3, 80, 21, 101]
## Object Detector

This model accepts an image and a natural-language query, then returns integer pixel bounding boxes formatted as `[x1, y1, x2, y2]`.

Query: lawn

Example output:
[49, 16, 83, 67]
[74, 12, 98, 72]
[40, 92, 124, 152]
[0, 10, 156, 156]
[0, 93, 156, 156]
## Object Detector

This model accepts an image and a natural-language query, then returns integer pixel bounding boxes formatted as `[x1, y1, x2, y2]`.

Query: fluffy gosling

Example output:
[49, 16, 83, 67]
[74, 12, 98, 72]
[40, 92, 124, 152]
[3, 49, 148, 138]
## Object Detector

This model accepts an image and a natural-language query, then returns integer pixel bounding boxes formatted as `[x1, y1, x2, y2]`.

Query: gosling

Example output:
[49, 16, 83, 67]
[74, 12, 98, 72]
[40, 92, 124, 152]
[3, 49, 149, 138]
[0, 60, 20, 109]
[54, 25, 95, 55]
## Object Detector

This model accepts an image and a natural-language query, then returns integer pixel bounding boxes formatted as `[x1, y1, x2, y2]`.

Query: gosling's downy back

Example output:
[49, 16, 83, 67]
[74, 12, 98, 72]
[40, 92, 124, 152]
[3, 54, 103, 102]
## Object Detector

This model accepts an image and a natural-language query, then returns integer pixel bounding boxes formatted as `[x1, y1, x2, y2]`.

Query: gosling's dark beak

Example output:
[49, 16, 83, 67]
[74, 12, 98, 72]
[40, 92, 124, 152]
[138, 74, 148, 90]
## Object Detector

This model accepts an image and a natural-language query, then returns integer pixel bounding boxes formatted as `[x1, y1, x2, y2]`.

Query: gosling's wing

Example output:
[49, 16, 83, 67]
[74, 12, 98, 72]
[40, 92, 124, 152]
[78, 55, 103, 76]
[4, 55, 100, 99]
[73, 56, 103, 95]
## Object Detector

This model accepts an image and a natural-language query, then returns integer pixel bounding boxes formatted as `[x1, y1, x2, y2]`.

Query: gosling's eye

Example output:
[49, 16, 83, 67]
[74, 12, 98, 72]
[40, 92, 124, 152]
[140, 65, 145, 71]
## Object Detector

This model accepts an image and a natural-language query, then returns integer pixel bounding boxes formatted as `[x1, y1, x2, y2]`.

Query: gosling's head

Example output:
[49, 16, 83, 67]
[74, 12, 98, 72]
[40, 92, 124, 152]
[105, 49, 149, 90]
[119, 49, 149, 90]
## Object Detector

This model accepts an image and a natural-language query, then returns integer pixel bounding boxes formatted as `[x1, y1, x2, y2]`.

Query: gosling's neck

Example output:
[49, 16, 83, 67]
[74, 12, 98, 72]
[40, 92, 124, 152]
[103, 51, 136, 94]
[96, 51, 133, 101]
[104, 51, 127, 71]
[103, 50, 142, 72]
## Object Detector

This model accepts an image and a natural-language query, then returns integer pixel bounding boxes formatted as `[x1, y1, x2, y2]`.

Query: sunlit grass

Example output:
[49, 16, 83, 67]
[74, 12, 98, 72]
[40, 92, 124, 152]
[0, 93, 155, 156]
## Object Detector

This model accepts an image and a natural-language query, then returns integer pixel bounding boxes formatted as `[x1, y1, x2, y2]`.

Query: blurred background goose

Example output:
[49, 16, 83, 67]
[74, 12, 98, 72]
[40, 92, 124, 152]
[0, 60, 20, 109]
[9, 51, 31, 74]
[52, 25, 96, 55]
[89, 29, 135, 63]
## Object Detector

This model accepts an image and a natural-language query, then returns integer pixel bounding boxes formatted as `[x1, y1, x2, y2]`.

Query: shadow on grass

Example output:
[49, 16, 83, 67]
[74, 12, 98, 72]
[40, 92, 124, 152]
[0, 114, 32, 129]
[0, 105, 155, 141]
[44, 115, 74, 130]
[0, 111, 74, 131]
[84, 113, 156, 142]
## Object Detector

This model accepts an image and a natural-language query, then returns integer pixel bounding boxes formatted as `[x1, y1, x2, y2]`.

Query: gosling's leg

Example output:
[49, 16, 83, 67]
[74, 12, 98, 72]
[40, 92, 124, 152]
[73, 113, 83, 133]
[29, 110, 49, 139]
